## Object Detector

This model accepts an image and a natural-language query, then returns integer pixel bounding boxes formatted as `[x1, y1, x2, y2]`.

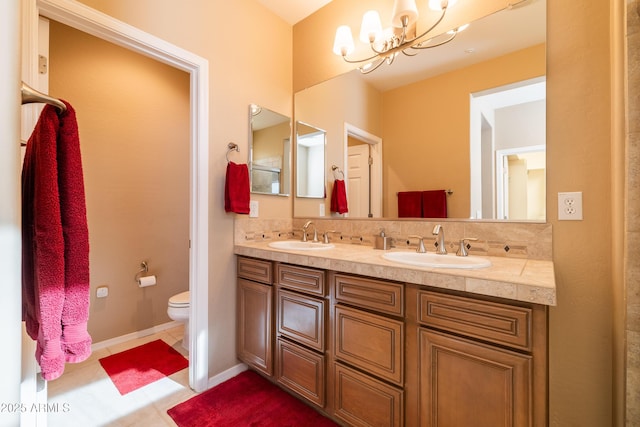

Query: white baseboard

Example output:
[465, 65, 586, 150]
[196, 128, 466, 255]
[91, 321, 181, 352]
[207, 363, 247, 389]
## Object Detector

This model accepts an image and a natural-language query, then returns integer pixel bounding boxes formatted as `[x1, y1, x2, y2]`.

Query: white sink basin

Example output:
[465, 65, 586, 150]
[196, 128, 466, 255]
[382, 252, 491, 269]
[268, 240, 335, 251]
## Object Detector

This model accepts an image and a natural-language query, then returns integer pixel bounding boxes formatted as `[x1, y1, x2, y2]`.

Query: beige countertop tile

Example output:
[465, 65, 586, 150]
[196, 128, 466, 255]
[234, 240, 556, 306]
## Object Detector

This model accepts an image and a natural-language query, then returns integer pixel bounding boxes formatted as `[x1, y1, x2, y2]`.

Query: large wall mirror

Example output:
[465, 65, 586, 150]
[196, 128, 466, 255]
[294, 0, 546, 221]
[249, 104, 292, 196]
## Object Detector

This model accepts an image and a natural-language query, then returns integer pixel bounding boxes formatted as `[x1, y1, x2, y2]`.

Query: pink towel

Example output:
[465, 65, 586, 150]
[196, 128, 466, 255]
[22, 101, 91, 381]
[225, 161, 250, 214]
[422, 190, 447, 218]
[397, 191, 423, 217]
[330, 179, 348, 214]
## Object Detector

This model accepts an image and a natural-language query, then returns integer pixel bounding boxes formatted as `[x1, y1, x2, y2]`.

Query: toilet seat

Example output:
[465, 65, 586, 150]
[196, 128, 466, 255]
[168, 291, 190, 308]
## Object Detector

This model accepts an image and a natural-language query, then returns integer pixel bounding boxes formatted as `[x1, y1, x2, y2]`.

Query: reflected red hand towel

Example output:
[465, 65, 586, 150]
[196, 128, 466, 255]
[397, 191, 423, 218]
[225, 162, 250, 214]
[422, 190, 447, 218]
[56, 101, 92, 363]
[22, 104, 66, 380]
[330, 179, 348, 214]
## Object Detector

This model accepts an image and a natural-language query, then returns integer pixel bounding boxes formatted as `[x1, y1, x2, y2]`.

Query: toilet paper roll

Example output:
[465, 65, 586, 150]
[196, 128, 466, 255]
[138, 275, 157, 287]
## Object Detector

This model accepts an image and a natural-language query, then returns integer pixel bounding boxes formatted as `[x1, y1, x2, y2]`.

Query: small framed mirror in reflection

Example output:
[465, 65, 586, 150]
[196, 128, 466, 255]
[296, 121, 326, 199]
[249, 104, 292, 196]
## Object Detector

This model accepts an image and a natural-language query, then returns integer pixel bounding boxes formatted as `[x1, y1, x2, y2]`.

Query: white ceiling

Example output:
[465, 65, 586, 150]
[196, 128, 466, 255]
[255, 0, 332, 25]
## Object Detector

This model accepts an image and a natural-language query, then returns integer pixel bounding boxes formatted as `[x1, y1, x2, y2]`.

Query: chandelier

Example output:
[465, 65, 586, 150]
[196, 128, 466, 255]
[332, 0, 467, 74]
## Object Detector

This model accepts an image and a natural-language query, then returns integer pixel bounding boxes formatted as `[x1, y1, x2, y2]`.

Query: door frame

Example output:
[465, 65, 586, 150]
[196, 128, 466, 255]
[343, 123, 382, 218]
[24, 0, 210, 392]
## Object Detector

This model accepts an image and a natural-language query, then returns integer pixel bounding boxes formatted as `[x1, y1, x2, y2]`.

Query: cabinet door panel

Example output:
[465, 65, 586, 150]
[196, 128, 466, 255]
[420, 328, 532, 427]
[334, 362, 404, 427]
[237, 278, 272, 375]
[277, 288, 325, 351]
[334, 305, 404, 385]
[276, 338, 325, 407]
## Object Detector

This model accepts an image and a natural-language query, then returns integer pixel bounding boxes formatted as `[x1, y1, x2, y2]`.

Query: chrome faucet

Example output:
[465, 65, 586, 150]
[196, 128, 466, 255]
[408, 235, 427, 253]
[302, 220, 318, 242]
[432, 224, 447, 255]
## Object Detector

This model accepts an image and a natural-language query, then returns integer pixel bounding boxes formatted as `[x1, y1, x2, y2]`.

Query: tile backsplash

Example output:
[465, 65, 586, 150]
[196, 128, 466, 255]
[235, 217, 552, 261]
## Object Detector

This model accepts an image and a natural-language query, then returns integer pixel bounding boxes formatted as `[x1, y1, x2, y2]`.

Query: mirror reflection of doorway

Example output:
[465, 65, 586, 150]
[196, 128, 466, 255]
[344, 123, 382, 218]
[470, 77, 546, 220]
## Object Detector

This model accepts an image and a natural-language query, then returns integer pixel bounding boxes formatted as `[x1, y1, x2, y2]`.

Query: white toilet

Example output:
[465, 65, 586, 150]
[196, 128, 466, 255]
[167, 291, 190, 350]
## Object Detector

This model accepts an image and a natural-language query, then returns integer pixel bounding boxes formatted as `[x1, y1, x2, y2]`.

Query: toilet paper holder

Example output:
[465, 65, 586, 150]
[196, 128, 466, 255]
[134, 261, 149, 283]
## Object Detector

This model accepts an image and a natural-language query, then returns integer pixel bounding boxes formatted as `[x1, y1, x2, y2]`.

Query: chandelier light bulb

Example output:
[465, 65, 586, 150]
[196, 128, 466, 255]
[428, 0, 457, 11]
[333, 25, 355, 56]
[391, 0, 419, 27]
[359, 10, 383, 43]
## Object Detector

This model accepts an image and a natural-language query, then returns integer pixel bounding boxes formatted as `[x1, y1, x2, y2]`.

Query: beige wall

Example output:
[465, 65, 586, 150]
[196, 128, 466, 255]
[49, 21, 191, 343]
[76, 0, 293, 375]
[382, 44, 545, 218]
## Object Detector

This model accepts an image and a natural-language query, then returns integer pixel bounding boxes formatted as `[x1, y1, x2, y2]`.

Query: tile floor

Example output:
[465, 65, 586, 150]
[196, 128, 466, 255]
[47, 326, 195, 426]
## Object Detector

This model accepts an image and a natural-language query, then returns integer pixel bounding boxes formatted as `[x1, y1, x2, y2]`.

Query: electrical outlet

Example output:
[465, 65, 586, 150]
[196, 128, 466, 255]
[319, 203, 325, 217]
[249, 200, 259, 218]
[558, 192, 583, 220]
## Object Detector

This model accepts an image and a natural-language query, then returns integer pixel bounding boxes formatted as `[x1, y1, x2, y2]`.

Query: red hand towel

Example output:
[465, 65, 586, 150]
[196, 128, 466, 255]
[22, 104, 67, 380]
[225, 161, 250, 214]
[397, 191, 423, 217]
[56, 101, 92, 363]
[330, 179, 349, 214]
[422, 190, 448, 218]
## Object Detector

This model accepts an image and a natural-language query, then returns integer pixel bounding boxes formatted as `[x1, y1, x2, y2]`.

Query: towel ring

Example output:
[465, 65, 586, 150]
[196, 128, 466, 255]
[331, 165, 344, 179]
[226, 142, 239, 163]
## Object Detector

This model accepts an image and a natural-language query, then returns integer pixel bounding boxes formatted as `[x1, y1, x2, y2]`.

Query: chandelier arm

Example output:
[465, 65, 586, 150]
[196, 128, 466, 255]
[359, 57, 388, 74]
[409, 31, 457, 50]
[401, 48, 419, 56]
[341, 52, 385, 64]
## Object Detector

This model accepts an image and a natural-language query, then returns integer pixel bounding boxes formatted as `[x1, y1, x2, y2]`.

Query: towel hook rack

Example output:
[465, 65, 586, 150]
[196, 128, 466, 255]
[331, 165, 344, 179]
[226, 142, 240, 163]
[21, 82, 66, 112]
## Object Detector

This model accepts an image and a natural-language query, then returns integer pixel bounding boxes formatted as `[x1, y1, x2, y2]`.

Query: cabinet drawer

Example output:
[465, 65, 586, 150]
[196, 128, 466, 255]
[277, 288, 325, 352]
[418, 290, 533, 351]
[333, 273, 404, 316]
[237, 256, 272, 285]
[334, 362, 404, 427]
[276, 263, 325, 296]
[334, 305, 404, 386]
[276, 338, 325, 407]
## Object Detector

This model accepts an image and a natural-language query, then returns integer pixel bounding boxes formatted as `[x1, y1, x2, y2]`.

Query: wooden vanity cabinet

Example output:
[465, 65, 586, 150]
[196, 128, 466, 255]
[409, 288, 548, 427]
[331, 272, 405, 427]
[236, 256, 273, 376]
[275, 263, 327, 407]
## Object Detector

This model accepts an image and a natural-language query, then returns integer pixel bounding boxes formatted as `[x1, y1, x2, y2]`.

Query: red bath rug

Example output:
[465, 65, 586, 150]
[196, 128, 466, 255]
[167, 370, 338, 427]
[99, 339, 188, 395]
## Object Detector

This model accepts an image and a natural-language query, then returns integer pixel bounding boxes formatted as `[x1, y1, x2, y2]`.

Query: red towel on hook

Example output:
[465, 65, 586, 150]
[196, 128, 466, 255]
[225, 161, 250, 214]
[22, 100, 92, 381]
[330, 179, 348, 214]
[422, 190, 448, 218]
[397, 191, 423, 217]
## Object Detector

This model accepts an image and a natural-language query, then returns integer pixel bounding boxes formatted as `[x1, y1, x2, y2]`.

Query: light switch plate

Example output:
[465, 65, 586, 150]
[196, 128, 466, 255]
[319, 203, 325, 217]
[249, 200, 259, 218]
